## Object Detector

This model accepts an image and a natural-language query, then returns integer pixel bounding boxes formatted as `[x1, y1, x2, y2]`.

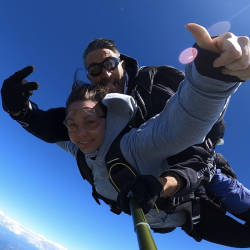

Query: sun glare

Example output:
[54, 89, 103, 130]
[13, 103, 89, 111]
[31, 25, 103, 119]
[179, 48, 198, 64]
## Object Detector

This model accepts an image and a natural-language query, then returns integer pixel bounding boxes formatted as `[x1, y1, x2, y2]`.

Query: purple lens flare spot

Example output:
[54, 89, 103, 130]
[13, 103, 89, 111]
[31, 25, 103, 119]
[208, 21, 231, 37]
[179, 48, 198, 64]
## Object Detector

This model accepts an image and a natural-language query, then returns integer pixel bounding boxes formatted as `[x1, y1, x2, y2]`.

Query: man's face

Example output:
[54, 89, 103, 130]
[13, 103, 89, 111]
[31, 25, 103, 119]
[86, 48, 126, 93]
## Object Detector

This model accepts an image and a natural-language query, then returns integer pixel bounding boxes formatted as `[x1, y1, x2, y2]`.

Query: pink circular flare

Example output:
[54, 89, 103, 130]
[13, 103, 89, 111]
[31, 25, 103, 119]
[179, 48, 198, 64]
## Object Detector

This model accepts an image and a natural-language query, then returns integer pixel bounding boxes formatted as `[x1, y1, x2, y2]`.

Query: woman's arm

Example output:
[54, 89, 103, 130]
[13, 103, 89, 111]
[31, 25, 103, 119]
[121, 61, 240, 176]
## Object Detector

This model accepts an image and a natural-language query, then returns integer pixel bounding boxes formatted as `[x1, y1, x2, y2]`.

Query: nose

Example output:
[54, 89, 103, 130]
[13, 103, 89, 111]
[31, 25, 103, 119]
[101, 67, 112, 79]
[77, 125, 88, 137]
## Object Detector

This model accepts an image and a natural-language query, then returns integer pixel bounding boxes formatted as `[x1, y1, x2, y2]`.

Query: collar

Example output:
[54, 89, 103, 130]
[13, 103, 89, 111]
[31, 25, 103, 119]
[124, 73, 129, 94]
[85, 150, 99, 160]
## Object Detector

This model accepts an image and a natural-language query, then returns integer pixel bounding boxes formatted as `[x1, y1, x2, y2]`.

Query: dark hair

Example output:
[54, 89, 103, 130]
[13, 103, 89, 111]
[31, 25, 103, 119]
[83, 38, 120, 68]
[205, 119, 226, 148]
[66, 81, 108, 115]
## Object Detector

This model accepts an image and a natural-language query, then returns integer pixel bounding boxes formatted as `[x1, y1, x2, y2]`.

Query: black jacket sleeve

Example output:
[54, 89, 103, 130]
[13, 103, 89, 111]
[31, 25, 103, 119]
[13, 101, 69, 143]
[163, 145, 214, 197]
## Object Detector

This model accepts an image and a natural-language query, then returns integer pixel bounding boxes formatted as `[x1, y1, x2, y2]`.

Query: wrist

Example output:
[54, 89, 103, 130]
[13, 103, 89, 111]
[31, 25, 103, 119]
[9, 108, 28, 121]
[10, 111, 21, 116]
[193, 43, 243, 82]
[158, 172, 185, 197]
[158, 175, 178, 198]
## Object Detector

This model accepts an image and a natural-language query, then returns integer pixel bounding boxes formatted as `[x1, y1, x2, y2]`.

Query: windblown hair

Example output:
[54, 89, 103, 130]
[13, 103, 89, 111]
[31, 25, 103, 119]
[205, 119, 226, 148]
[83, 38, 120, 68]
[66, 81, 108, 115]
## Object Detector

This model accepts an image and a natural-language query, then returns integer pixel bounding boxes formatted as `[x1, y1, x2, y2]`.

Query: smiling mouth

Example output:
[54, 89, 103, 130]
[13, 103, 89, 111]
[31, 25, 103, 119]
[79, 140, 93, 144]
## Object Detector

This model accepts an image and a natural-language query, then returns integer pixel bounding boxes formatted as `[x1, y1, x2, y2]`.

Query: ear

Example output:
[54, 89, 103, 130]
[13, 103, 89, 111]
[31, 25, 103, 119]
[121, 60, 126, 72]
[87, 74, 91, 81]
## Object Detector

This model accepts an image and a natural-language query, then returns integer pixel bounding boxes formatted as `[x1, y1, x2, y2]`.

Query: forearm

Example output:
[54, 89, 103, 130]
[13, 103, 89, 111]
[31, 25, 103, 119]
[158, 173, 186, 198]
[159, 148, 214, 198]
[12, 102, 69, 143]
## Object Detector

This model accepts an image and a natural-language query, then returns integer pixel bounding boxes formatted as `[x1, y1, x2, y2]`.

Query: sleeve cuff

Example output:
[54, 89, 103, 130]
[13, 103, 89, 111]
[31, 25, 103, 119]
[193, 43, 244, 83]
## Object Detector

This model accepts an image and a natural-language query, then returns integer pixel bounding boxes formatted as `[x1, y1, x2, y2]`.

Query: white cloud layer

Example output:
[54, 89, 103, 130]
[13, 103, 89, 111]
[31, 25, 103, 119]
[0, 211, 68, 250]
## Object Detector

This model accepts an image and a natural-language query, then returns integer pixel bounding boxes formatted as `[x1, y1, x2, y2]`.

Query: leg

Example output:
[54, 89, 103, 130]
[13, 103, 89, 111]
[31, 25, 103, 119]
[205, 169, 250, 217]
[233, 208, 250, 225]
[192, 201, 250, 247]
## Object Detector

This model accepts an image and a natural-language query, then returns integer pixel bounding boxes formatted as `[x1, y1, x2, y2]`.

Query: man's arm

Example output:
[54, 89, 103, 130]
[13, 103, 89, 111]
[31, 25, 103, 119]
[20, 104, 69, 143]
[1, 66, 69, 143]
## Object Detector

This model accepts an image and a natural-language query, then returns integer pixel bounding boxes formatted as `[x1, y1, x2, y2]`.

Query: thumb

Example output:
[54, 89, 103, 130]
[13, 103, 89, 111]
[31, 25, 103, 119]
[186, 23, 221, 54]
[22, 81, 39, 96]
[24, 81, 39, 92]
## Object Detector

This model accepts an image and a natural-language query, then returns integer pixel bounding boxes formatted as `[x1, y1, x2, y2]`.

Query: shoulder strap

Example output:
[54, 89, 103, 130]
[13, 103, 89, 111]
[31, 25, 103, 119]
[131, 65, 184, 120]
[134, 66, 158, 93]
[76, 149, 94, 185]
[105, 125, 138, 192]
[76, 149, 121, 213]
[134, 65, 184, 94]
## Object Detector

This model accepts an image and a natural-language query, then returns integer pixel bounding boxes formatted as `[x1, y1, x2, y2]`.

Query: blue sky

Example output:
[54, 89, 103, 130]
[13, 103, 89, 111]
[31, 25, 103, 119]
[1, 1, 250, 249]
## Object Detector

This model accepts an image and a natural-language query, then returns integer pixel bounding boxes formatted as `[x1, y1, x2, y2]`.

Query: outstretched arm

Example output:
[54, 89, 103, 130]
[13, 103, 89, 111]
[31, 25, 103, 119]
[122, 24, 248, 176]
[21, 105, 69, 143]
[1, 66, 69, 143]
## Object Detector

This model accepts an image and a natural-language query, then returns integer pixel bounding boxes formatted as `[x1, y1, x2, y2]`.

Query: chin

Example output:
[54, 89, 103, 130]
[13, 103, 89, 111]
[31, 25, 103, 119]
[80, 147, 97, 154]
[106, 85, 117, 93]
[107, 82, 123, 93]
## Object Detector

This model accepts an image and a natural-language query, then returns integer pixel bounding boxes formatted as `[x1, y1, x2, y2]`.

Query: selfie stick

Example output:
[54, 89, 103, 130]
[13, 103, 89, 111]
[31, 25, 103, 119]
[130, 198, 158, 250]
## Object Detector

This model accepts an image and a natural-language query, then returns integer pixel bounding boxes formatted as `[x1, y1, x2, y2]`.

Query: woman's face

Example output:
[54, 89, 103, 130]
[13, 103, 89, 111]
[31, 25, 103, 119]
[65, 100, 106, 154]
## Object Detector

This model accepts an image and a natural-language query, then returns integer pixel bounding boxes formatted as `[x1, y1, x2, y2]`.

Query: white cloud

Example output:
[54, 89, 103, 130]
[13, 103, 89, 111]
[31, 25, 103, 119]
[0, 211, 68, 250]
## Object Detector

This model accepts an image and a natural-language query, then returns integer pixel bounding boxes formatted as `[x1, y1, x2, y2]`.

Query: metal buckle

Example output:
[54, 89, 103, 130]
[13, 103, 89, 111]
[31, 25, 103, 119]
[192, 214, 201, 224]
[172, 197, 185, 206]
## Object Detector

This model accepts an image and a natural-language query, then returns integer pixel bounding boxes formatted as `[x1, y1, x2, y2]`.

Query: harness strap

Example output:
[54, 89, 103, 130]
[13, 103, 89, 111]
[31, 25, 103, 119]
[192, 197, 201, 224]
[131, 88, 147, 119]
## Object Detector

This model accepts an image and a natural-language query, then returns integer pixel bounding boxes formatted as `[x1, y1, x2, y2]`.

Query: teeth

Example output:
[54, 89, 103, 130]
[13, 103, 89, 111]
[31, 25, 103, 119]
[79, 140, 91, 144]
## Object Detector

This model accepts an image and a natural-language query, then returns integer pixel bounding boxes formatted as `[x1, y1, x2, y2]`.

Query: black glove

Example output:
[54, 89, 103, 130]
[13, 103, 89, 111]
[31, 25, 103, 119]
[117, 175, 163, 215]
[214, 153, 237, 180]
[1, 65, 39, 116]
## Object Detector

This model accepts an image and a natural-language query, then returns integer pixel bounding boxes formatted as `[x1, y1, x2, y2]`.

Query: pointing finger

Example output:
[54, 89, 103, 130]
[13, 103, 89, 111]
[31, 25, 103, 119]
[185, 23, 220, 53]
[9, 65, 35, 83]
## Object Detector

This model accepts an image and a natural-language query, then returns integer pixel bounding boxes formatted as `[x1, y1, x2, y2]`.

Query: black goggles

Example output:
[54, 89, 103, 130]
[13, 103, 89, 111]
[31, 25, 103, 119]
[86, 57, 120, 77]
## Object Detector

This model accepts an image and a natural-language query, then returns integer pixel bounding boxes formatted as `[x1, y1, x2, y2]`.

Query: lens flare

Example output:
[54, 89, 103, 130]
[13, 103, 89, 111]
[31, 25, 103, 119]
[208, 21, 231, 37]
[179, 48, 198, 64]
